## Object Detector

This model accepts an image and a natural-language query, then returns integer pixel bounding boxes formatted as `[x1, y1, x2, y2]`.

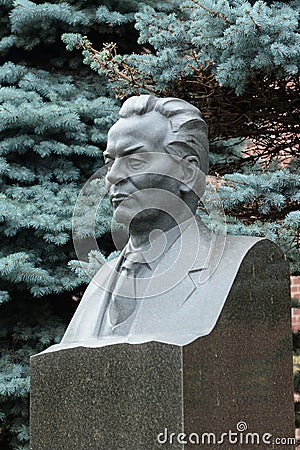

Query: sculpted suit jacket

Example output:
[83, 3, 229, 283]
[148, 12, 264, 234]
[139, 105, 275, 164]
[60, 217, 277, 347]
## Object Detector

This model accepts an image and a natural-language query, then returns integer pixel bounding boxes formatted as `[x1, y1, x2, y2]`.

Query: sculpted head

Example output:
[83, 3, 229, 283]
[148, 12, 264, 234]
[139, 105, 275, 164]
[104, 95, 209, 232]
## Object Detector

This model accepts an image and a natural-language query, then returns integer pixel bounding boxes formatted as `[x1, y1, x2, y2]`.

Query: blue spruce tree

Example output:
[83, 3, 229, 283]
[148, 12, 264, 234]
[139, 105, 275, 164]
[63, 0, 299, 273]
[0, 0, 182, 448]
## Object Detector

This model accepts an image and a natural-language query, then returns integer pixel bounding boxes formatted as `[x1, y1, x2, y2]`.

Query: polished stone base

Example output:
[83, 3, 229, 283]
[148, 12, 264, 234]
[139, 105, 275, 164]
[31, 344, 183, 450]
[30, 244, 294, 449]
[30, 339, 293, 449]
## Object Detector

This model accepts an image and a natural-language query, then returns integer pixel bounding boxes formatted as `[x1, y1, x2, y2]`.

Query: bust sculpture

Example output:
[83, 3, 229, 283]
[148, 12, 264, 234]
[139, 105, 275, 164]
[31, 94, 294, 450]
[60, 95, 271, 347]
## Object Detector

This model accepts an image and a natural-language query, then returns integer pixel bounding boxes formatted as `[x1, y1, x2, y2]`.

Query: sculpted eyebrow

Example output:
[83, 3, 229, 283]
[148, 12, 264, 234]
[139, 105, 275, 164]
[104, 144, 144, 160]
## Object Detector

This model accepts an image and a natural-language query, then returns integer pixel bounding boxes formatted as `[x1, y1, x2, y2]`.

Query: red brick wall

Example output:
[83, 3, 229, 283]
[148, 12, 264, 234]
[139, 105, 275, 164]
[291, 277, 300, 446]
[292, 276, 300, 300]
[291, 276, 300, 332]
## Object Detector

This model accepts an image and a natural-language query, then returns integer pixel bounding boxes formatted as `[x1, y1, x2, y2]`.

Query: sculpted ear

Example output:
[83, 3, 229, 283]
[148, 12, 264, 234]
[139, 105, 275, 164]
[180, 155, 206, 198]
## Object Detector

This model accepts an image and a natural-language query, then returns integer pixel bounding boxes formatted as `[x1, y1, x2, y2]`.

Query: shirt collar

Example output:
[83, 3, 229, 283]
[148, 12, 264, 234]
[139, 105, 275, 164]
[123, 217, 194, 271]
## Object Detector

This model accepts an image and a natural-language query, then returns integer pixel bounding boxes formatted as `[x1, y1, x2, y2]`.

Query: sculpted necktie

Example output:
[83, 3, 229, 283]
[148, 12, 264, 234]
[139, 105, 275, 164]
[109, 252, 145, 328]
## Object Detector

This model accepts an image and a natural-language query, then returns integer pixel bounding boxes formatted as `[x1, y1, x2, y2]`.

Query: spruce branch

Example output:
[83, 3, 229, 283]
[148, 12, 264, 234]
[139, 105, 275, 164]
[79, 37, 158, 97]
[184, 0, 231, 24]
[246, 10, 261, 31]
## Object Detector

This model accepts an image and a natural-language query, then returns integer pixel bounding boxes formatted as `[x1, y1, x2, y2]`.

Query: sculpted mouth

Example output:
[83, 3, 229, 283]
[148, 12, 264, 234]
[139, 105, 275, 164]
[110, 193, 129, 205]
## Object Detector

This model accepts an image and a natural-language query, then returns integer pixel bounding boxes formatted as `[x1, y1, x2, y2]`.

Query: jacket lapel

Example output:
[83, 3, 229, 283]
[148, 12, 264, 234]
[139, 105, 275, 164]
[130, 218, 212, 336]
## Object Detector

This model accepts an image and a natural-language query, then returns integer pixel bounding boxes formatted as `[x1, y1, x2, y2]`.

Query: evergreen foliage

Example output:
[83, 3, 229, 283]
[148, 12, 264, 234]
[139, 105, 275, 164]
[63, 0, 299, 274]
[0, 62, 119, 300]
[0, 0, 299, 448]
[0, 0, 136, 447]
[64, 0, 299, 162]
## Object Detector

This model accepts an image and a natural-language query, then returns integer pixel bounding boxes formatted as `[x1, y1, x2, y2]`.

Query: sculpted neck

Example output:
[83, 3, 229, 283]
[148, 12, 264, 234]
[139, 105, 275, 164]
[128, 208, 195, 249]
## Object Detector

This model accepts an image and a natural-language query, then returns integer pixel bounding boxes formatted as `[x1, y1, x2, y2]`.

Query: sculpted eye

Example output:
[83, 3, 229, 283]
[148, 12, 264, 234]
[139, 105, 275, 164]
[127, 156, 146, 170]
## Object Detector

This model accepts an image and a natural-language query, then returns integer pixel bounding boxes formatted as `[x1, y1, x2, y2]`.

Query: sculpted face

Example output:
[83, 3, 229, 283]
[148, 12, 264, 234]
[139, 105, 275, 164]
[104, 111, 196, 229]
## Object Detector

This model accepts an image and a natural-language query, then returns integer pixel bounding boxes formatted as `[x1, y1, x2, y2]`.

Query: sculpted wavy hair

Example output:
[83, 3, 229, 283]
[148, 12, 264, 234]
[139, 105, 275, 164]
[118, 95, 209, 175]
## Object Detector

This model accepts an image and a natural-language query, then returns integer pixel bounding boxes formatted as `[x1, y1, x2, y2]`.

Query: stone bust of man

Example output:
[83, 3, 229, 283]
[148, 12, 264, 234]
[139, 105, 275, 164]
[61, 94, 272, 348]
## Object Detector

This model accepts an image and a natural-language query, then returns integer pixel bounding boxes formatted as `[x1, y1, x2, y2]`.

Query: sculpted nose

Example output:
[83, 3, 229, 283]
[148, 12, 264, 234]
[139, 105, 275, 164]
[105, 159, 128, 187]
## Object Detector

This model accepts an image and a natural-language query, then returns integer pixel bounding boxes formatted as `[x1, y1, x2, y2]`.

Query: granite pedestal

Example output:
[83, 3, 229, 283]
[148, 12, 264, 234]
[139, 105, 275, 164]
[30, 243, 294, 449]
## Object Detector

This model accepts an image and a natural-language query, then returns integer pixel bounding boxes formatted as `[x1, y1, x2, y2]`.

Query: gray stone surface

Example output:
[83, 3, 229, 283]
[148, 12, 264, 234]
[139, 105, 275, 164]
[30, 240, 294, 449]
[31, 344, 183, 450]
